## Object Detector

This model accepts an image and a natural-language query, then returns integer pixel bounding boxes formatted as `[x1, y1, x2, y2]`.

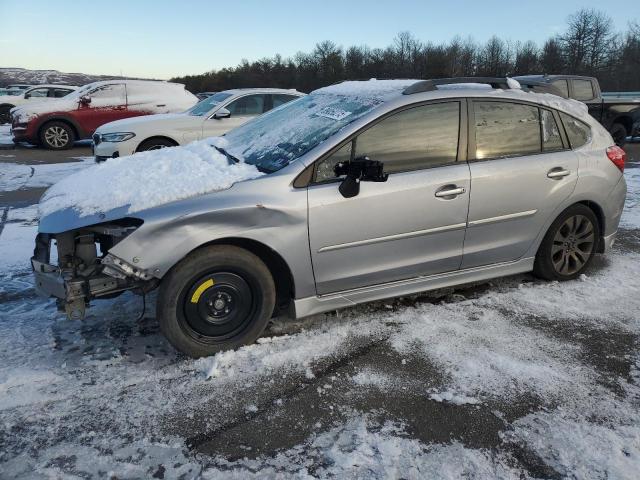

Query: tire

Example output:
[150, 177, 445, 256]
[533, 204, 600, 281]
[39, 121, 75, 150]
[0, 105, 15, 125]
[157, 245, 276, 358]
[136, 137, 177, 152]
[609, 123, 627, 147]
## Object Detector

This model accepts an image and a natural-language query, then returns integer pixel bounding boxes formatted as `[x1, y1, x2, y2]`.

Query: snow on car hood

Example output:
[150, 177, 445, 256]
[11, 97, 79, 122]
[38, 138, 263, 224]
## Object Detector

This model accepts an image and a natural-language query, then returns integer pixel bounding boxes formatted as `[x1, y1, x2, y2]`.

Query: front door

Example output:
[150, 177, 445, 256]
[462, 100, 579, 268]
[307, 101, 470, 295]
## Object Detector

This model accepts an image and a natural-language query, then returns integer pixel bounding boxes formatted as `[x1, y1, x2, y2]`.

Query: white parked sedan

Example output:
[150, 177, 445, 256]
[0, 84, 78, 124]
[92, 88, 304, 161]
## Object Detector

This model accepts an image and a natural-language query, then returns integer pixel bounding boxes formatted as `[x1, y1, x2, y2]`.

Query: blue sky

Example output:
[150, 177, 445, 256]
[0, 0, 635, 79]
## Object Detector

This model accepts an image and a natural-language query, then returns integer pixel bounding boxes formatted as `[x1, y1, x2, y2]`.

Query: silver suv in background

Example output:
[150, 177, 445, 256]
[32, 77, 626, 357]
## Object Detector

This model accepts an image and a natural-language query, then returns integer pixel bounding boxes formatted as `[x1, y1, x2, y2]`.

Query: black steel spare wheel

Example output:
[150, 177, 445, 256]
[181, 272, 256, 341]
[157, 245, 276, 358]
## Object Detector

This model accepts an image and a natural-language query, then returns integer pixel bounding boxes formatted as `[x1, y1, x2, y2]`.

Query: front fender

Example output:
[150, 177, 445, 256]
[107, 175, 316, 299]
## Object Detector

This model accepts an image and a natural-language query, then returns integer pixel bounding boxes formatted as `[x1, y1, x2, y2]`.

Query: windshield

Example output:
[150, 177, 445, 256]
[222, 93, 384, 173]
[187, 92, 234, 116]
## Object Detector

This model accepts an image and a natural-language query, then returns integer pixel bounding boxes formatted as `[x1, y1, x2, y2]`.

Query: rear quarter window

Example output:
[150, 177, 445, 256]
[572, 80, 595, 101]
[559, 112, 591, 149]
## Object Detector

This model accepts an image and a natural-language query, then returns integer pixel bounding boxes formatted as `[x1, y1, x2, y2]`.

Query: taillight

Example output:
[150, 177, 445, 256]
[606, 145, 626, 172]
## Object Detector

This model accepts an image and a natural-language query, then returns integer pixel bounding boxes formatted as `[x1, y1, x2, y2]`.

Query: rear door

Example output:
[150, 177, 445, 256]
[307, 101, 470, 294]
[462, 100, 579, 268]
[73, 84, 128, 134]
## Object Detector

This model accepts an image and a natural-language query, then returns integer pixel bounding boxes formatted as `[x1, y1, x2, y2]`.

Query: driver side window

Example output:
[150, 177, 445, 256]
[313, 102, 460, 183]
[27, 88, 48, 98]
[225, 94, 266, 116]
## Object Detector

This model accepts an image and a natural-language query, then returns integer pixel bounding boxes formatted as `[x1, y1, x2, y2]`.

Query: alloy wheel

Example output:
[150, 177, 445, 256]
[44, 126, 69, 148]
[551, 214, 595, 276]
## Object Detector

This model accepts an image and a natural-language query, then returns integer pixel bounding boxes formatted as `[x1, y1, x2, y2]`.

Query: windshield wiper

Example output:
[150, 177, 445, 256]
[213, 145, 240, 165]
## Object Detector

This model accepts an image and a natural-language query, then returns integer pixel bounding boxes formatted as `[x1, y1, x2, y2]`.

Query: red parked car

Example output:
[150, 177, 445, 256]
[10, 80, 198, 149]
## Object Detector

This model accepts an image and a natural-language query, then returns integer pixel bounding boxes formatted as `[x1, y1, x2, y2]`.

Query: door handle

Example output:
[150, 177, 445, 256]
[435, 186, 466, 198]
[547, 168, 570, 179]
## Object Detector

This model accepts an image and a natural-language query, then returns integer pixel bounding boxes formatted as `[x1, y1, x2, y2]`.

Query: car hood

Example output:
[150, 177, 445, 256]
[11, 97, 79, 122]
[96, 113, 199, 133]
[37, 138, 264, 233]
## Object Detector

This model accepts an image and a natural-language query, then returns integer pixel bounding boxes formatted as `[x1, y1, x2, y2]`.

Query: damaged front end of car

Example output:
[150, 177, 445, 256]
[31, 218, 157, 319]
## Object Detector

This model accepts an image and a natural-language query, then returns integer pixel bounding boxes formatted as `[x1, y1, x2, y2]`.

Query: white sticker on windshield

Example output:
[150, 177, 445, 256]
[317, 107, 352, 121]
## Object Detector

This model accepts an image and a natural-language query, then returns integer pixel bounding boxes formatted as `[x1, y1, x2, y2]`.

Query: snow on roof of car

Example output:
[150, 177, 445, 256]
[23, 84, 79, 90]
[313, 79, 421, 101]
[38, 139, 264, 218]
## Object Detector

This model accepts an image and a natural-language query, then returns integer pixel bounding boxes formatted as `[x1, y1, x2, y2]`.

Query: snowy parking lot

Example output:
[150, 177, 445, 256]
[1, 133, 639, 478]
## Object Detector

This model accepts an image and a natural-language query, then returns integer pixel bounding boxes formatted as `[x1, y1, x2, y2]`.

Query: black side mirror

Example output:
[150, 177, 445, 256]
[80, 96, 91, 105]
[335, 156, 388, 198]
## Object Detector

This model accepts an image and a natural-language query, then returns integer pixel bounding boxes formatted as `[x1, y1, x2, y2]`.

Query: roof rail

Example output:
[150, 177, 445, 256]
[403, 77, 513, 95]
[516, 80, 568, 98]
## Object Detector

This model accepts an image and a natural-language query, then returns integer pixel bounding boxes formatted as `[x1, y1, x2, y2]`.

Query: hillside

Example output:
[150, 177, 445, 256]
[0, 67, 153, 87]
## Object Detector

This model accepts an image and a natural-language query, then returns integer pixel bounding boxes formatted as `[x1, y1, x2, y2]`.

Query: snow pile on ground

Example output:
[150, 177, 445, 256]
[38, 139, 263, 217]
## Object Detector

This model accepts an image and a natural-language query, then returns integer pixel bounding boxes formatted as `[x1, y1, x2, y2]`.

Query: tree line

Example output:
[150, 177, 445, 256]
[172, 9, 640, 93]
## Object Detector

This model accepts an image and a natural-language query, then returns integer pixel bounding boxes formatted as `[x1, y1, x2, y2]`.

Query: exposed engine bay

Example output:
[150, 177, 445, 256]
[31, 219, 157, 320]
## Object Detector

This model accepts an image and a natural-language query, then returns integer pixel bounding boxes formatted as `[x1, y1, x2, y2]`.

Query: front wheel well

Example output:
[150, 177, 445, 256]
[38, 118, 79, 139]
[186, 238, 295, 316]
[135, 136, 179, 152]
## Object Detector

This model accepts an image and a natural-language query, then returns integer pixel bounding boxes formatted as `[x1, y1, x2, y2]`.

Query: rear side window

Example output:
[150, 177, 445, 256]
[474, 102, 540, 159]
[541, 109, 563, 151]
[52, 88, 72, 98]
[551, 79, 569, 98]
[313, 101, 460, 182]
[559, 112, 591, 149]
[572, 80, 595, 101]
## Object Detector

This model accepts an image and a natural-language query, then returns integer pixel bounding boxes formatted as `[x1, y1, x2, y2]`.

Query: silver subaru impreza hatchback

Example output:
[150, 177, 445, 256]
[32, 77, 627, 357]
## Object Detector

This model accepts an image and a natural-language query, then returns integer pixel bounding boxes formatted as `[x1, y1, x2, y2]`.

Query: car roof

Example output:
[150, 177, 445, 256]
[25, 84, 79, 90]
[312, 78, 591, 122]
[81, 79, 187, 89]
[220, 88, 304, 95]
[514, 74, 595, 82]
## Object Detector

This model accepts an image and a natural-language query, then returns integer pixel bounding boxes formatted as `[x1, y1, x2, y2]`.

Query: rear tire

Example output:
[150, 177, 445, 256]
[533, 204, 600, 281]
[157, 245, 276, 358]
[0, 105, 15, 124]
[40, 121, 75, 150]
[136, 137, 177, 152]
[609, 123, 627, 147]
